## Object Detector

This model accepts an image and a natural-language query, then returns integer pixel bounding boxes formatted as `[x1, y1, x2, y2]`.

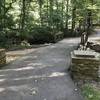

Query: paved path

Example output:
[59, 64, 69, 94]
[0, 38, 84, 100]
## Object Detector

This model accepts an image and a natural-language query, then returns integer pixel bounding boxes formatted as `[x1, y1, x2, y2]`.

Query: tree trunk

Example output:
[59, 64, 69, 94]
[49, 0, 53, 28]
[56, 0, 59, 29]
[3, 0, 6, 31]
[71, 7, 76, 32]
[61, 0, 64, 30]
[39, 1, 43, 26]
[0, 0, 3, 31]
[65, 0, 69, 30]
[86, 9, 92, 41]
[47, 0, 49, 26]
[21, 0, 26, 31]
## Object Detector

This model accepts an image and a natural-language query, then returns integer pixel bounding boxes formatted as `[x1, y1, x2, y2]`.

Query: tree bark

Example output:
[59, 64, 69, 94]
[65, 0, 69, 30]
[61, 0, 64, 30]
[56, 0, 59, 29]
[21, 0, 26, 31]
[71, 7, 76, 32]
[49, 0, 53, 28]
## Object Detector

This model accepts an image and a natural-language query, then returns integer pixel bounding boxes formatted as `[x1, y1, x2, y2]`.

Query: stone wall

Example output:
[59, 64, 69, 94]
[0, 49, 6, 66]
[71, 52, 100, 81]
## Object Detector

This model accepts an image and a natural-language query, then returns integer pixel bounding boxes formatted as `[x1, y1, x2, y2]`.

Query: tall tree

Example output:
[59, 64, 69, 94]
[65, 0, 69, 30]
[37, 0, 44, 26]
[49, 0, 53, 28]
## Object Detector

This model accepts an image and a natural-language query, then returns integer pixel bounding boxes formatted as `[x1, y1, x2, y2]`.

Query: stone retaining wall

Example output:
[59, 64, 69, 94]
[0, 49, 6, 66]
[71, 52, 100, 81]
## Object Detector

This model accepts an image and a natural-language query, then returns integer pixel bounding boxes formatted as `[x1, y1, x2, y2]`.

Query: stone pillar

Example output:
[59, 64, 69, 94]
[71, 50, 100, 81]
[0, 49, 6, 66]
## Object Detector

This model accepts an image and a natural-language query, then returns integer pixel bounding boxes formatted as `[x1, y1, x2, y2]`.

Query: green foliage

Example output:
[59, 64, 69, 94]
[28, 26, 54, 44]
[0, 31, 7, 44]
[63, 29, 82, 37]
[82, 84, 100, 100]
[0, 0, 100, 46]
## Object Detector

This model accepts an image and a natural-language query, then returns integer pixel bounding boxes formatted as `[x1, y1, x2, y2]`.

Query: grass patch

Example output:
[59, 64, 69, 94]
[82, 84, 100, 100]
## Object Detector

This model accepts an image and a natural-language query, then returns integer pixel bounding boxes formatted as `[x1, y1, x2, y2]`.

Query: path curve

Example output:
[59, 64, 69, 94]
[0, 38, 84, 100]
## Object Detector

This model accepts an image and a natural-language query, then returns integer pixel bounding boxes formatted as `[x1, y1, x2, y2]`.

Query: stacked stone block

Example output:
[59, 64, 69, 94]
[71, 52, 100, 81]
[0, 49, 6, 66]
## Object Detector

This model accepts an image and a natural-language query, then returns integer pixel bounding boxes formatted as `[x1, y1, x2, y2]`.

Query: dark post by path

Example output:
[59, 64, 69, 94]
[80, 32, 88, 50]
[80, 9, 92, 50]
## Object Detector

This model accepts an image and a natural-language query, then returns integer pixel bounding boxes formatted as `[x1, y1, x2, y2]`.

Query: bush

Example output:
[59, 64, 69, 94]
[63, 29, 82, 37]
[82, 84, 100, 100]
[0, 30, 21, 48]
[0, 26, 64, 47]
[28, 26, 54, 44]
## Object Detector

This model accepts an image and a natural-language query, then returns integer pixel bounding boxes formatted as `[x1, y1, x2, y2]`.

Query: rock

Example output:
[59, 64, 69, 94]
[87, 42, 100, 52]
[92, 44, 100, 52]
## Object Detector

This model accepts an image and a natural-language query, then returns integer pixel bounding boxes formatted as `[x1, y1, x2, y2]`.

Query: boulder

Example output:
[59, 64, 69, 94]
[87, 42, 100, 52]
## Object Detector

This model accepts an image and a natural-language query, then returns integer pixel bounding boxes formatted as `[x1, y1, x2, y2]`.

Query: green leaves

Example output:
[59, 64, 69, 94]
[82, 84, 100, 100]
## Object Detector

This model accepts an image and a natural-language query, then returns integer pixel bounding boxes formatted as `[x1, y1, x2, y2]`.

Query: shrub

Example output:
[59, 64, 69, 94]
[28, 26, 54, 44]
[63, 29, 82, 37]
[82, 84, 100, 100]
